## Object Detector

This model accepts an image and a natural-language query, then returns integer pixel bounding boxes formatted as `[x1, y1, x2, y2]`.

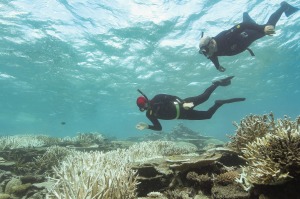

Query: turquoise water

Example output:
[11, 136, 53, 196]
[0, 0, 299, 140]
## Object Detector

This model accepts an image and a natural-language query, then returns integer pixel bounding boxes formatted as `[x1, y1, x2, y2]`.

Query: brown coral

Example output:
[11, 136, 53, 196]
[227, 113, 276, 154]
[186, 172, 211, 185]
[240, 115, 300, 186]
[186, 172, 213, 195]
[214, 171, 240, 186]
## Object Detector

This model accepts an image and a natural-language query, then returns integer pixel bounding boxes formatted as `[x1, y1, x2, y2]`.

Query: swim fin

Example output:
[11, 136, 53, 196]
[281, 1, 299, 17]
[215, 98, 246, 105]
[213, 76, 234, 86]
[243, 12, 256, 24]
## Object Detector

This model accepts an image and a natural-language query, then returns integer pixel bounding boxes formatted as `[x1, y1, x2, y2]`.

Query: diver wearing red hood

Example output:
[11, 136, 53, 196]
[136, 76, 245, 131]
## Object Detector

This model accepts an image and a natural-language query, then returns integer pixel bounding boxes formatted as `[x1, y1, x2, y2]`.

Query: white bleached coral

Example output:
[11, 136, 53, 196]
[0, 135, 45, 150]
[47, 140, 197, 198]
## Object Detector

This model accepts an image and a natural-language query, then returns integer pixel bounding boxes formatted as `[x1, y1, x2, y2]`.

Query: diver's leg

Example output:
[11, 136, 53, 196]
[183, 76, 234, 107]
[184, 104, 222, 120]
[181, 98, 245, 120]
[267, 2, 299, 26]
[266, 4, 286, 26]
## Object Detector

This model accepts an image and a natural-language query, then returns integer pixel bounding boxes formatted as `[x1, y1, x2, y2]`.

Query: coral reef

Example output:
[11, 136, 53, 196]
[214, 170, 239, 186]
[211, 184, 249, 199]
[241, 122, 300, 186]
[34, 146, 73, 174]
[47, 141, 197, 198]
[1, 115, 300, 199]
[0, 135, 45, 150]
[186, 172, 212, 194]
[48, 150, 138, 198]
[227, 113, 276, 153]
[164, 187, 196, 199]
[229, 113, 300, 191]
[127, 123, 224, 151]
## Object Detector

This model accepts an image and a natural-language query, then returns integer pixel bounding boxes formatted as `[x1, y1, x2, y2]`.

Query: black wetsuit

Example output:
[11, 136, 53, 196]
[146, 84, 223, 131]
[209, 5, 287, 70]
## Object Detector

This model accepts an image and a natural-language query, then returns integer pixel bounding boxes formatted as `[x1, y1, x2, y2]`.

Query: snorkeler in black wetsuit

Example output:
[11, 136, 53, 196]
[199, 1, 299, 72]
[136, 76, 245, 131]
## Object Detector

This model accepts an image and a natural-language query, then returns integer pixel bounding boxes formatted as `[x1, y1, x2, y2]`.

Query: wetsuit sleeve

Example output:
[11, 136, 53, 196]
[209, 55, 221, 70]
[146, 111, 162, 131]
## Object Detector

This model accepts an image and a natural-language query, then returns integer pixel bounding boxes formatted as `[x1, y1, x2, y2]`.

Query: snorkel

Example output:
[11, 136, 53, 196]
[137, 89, 149, 101]
[199, 32, 206, 55]
[137, 89, 150, 111]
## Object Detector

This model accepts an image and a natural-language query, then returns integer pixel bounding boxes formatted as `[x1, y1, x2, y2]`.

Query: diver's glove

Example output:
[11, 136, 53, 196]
[217, 66, 226, 72]
[136, 122, 149, 130]
[264, 25, 275, 36]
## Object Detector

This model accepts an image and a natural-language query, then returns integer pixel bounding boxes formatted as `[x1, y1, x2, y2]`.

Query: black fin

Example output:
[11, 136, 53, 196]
[215, 98, 246, 105]
[243, 12, 256, 24]
[282, 2, 299, 17]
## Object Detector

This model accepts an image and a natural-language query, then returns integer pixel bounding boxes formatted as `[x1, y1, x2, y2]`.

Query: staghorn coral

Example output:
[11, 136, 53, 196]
[34, 146, 73, 174]
[214, 171, 239, 186]
[0, 135, 45, 150]
[227, 113, 276, 154]
[237, 115, 300, 189]
[46, 141, 196, 198]
[75, 132, 105, 146]
[48, 150, 138, 199]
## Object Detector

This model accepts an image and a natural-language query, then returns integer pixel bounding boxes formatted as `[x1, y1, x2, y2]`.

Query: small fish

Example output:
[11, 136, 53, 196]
[61, 122, 66, 125]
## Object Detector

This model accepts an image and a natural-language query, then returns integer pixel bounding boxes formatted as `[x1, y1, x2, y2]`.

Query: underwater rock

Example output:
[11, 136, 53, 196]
[211, 184, 250, 199]
[0, 162, 15, 172]
[20, 175, 45, 184]
[169, 153, 222, 172]
[10, 183, 32, 196]
[4, 178, 21, 195]
[132, 162, 173, 197]
[0, 193, 11, 199]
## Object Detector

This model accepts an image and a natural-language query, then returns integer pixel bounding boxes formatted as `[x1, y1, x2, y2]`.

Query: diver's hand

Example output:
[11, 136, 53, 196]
[136, 122, 149, 130]
[264, 25, 275, 36]
[218, 66, 226, 72]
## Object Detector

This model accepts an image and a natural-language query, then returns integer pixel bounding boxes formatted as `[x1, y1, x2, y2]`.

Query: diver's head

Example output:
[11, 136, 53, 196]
[136, 96, 149, 112]
[199, 36, 217, 58]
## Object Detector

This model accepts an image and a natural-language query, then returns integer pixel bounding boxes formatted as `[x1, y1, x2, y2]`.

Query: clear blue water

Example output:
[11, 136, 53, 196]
[0, 0, 299, 140]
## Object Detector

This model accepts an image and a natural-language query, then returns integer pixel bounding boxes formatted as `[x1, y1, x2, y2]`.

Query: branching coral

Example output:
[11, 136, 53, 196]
[235, 115, 300, 189]
[47, 150, 138, 199]
[0, 135, 45, 150]
[34, 146, 73, 174]
[46, 141, 196, 198]
[75, 132, 105, 145]
[214, 171, 239, 186]
[227, 113, 276, 153]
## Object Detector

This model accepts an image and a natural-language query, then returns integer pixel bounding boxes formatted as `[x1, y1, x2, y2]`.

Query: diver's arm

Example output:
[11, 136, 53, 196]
[210, 56, 225, 72]
[146, 111, 162, 131]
